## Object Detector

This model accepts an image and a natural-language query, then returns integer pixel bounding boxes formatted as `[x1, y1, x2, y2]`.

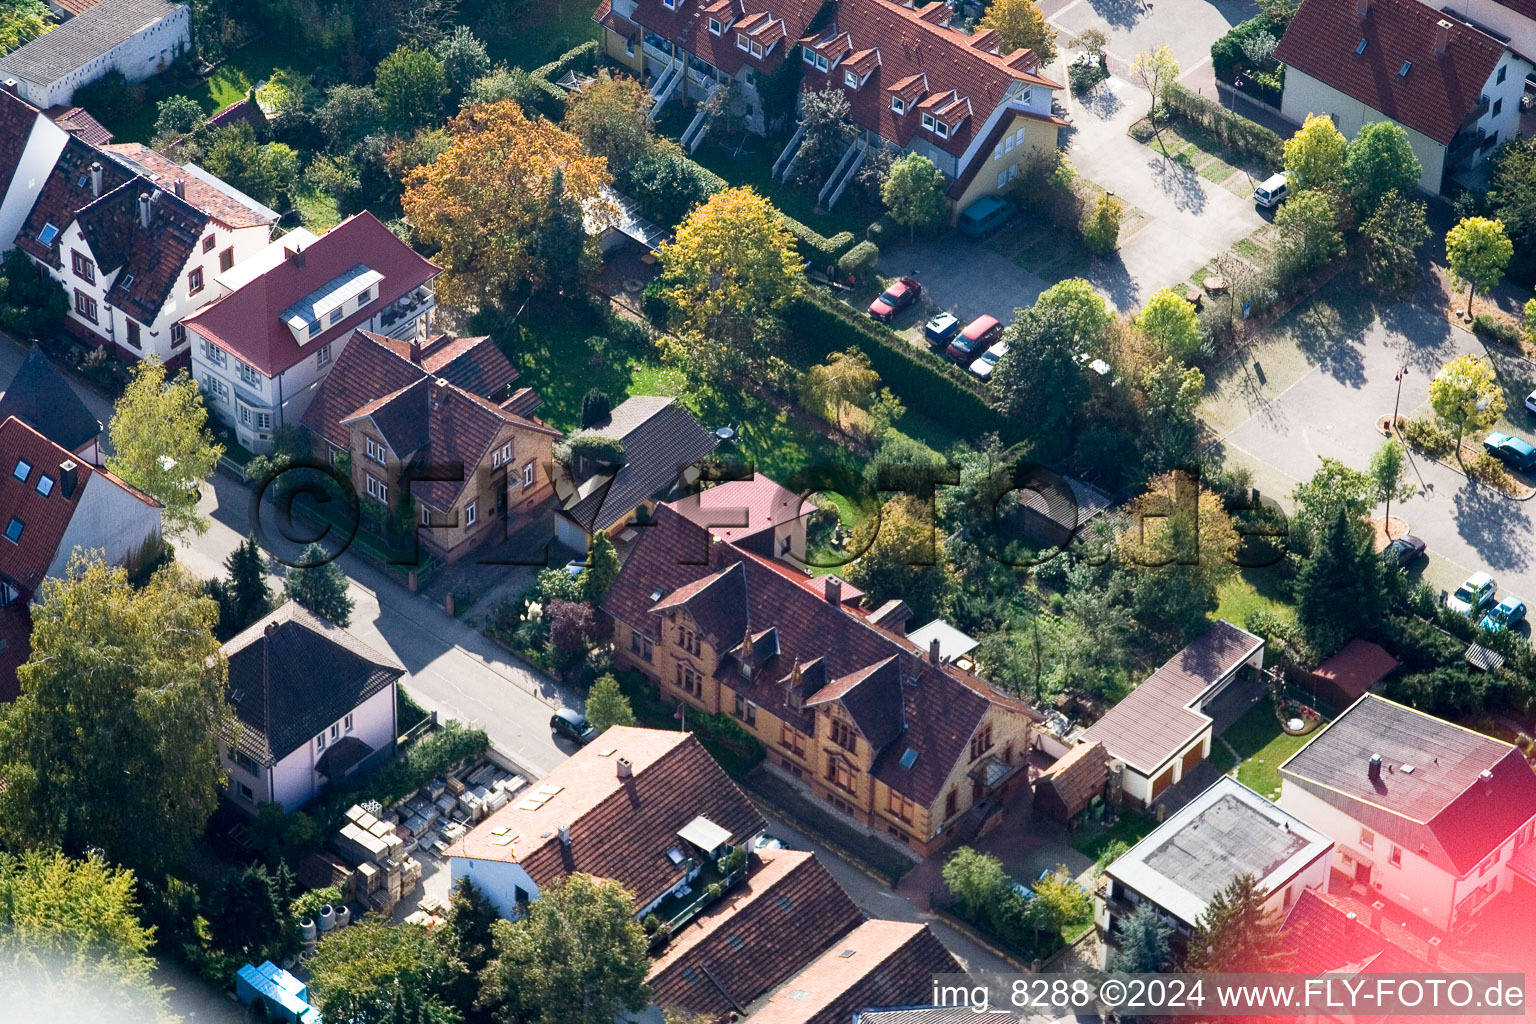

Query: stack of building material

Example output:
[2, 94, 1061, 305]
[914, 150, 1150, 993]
[356, 861, 381, 895]
[445, 776, 466, 796]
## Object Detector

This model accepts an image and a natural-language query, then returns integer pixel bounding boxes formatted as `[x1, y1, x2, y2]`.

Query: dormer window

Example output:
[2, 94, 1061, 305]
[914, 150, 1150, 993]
[922, 113, 936, 131]
[709, 17, 721, 33]
[737, 32, 749, 50]
[891, 96, 905, 114]
[751, 40, 763, 57]
[663, 0, 675, 8]
[935, 121, 949, 137]
[815, 53, 828, 71]
[844, 70, 859, 88]
[803, 46, 816, 65]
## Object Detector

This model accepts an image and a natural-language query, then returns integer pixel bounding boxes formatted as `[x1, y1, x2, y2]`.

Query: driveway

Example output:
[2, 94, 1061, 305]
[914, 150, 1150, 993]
[1202, 286, 1536, 612]
[181, 472, 580, 779]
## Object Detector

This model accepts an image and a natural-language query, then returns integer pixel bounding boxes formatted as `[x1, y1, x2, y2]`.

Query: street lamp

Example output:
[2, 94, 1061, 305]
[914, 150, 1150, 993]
[1391, 366, 1409, 432]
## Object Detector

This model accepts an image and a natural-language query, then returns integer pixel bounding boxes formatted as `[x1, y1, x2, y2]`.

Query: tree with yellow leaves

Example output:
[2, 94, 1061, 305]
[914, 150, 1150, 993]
[980, 0, 1058, 65]
[1118, 470, 1240, 641]
[403, 101, 613, 307]
[658, 186, 803, 381]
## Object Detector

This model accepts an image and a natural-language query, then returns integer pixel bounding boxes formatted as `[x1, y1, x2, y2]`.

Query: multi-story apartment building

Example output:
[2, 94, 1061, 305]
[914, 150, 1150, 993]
[603, 504, 1037, 856]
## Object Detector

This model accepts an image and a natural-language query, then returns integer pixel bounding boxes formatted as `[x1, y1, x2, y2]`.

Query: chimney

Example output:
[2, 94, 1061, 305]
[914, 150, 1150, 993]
[824, 575, 842, 606]
[1355, 0, 1370, 16]
[137, 192, 151, 229]
[173, 178, 185, 199]
[1345, 910, 1358, 936]
[264, 620, 281, 637]
[617, 756, 633, 779]
[58, 460, 78, 498]
[433, 378, 449, 409]
[408, 338, 422, 363]
[558, 824, 571, 846]
[284, 244, 305, 268]
[1, 79, 17, 96]
[1480, 768, 1494, 794]
[90, 161, 103, 198]
[1435, 18, 1451, 54]
[929, 636, 941, 666]
[1369, 753, 1383, 780]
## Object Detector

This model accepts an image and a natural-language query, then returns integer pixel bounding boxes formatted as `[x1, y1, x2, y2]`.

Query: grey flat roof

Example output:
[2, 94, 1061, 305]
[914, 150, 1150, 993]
[1107, 777, 1331, 927]
[0, 0, 184, 87]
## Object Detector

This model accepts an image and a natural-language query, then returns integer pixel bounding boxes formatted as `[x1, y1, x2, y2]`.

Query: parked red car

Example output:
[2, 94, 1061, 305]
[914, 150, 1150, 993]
[946, 315, 1003, 363]
[868, 277, 922, 322]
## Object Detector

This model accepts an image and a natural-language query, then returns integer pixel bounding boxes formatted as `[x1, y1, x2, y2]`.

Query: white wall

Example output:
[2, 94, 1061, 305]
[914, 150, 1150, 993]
[448, 856, 542, 917]
[1281, 68, 1450, 194]
[46, 471, 161, 579]
[0, 110, 67, 251]
[1477, 53, 1533, 152]
[12, 6, 190, 108]
[262, 681, 397, 811]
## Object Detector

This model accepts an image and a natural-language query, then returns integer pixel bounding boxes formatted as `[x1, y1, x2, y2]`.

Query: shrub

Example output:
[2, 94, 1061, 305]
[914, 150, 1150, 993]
[866, 214, 897, 245]
[1068, 61, 1108, 93]
[1472, 313, 1522, 346]
[640, 279, 671, 325]
[559, 433, 627, 466]
[1162, 83, 1283, 168]
[837, 240, 880, 284]
[524, 41, 600, 118]
[784, 216, 855, 266]
[1400, 416, 1456, 457]
[1469, 451, 1517, 490]
[1081, 192, 1122, 255]
[74, 71, 142, 124]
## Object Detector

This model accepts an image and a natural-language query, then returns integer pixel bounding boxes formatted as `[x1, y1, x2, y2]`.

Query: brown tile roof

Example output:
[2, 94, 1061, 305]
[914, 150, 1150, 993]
[418, 334, 520, 398]
[604, 507, 1033, 805]
[104, 143, 275, 228]
[562, 396, 719, 534]
[619, 0, 823, 81]
[0, 416, 94, 597]
[181, 212, 440, 377]
[45, 106, 112, 146]
[1311, 638, 1398, 704]
[798, 0, 1060, 161]
[1082, 620, 1262, 775]
[445, 727, 766, 911]
[1283, 889, 1438, 982]
[1280, 693, 1536, 874]
[73, 176, 209, 324]
[222, 601, 404, 766]
[16, 135, 133, 269]
[302, 330, 556, 510]
[1275, 0, 1504, 145]
[52, 0, 104, 15]
[744, 919, 961, 1024]
[1037, 739, 1109, 819]
[649, 848, 863, 1018]
[667, 473, 815, 545]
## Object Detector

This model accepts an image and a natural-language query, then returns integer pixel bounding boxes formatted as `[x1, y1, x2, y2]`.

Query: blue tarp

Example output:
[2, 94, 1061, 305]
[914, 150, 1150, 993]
[236, 961, 321, 1024]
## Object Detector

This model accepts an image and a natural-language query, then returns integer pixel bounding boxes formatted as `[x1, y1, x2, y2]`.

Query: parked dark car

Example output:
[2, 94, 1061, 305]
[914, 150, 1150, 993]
[1383, 534, 1426, 568]
[551, 707, 597, 744]
[945, 315, 1002, 363]
[868, 277, 921, 322]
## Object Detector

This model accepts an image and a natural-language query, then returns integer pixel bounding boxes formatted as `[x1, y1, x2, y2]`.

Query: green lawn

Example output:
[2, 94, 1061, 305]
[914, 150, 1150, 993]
[687, 136, 884, 240]
[1068, 811, 1158, 864]
[483, 0, 601, 70]
[1213, 568, 1296, 637]
[102, 37, 301, 142]
[1223, 701, 1321, 799]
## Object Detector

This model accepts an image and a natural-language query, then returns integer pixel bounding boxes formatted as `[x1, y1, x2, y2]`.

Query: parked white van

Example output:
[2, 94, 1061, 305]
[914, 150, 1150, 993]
[1253, 172, 1290, 208]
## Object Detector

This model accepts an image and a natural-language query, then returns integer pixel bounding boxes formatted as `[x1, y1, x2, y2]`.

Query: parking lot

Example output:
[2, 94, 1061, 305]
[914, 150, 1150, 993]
[1202, 284, 1536, 615]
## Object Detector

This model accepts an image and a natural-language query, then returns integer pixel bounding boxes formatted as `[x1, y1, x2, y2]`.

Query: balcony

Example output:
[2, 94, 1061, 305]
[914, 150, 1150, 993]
[1461, 95, 1491, 125]
[378, 290, 434, 333]
[646, 857, 749, 949]
[1447, 127, 1485, 167]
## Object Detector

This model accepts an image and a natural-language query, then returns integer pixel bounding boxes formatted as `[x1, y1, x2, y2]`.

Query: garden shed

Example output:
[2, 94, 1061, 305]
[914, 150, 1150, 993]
[1309, 639, 1397, 708]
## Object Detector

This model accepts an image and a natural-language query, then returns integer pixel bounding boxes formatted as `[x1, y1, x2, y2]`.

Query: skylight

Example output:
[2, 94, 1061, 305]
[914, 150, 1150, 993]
[1399, 60, 1412, 76]
[35, 476, 53, 497]
[900, 747, 919, 769]
[1355, 38, 1368, 55]
[13, 459, 29, 482]
[4, 518, 23, 544]
[37, 223, 58, 245]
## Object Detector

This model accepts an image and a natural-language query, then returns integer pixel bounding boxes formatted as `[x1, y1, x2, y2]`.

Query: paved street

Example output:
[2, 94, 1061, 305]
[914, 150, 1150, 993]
[1202, 287, 1536, 610]
[1040, 0, 1257, 92]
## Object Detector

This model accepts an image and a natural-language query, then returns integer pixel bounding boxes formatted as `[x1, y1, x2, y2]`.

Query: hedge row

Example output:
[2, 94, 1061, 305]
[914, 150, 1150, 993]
[784, 290, 1021, 444]
[1210, 13, 1288, 74]
[1163, 82, 1284, 169]
[527, 40, 601, 118]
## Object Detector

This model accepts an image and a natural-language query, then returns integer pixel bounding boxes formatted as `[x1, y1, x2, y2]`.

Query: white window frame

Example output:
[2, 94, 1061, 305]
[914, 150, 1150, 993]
[751, 39, 763, 57]
[523, 462, 535, 488]
[422, 505, 432, 525]
[344, 713, 354, 732]
[803, 47, 817, 66]
[921, 113, 935, 131]
[1004, 133, 1015, 153]
[201, 339, 227, 368]
[997, 169, 1007, 189]
[815, 54, 828, 70]
[317, 342, 332, 367]
[934, 120, 949, 138]
[330, 723, 340, 741]
[844, 69, 858, 88]
[316, 731, 326, 751]
[205, 376, 229, 402]
[465, 502, 477, 526]
[737, 32, 749, 50]
[709, 17, 721, 33]
[891, 96, 905, 114]
[238, 361, 261, 388]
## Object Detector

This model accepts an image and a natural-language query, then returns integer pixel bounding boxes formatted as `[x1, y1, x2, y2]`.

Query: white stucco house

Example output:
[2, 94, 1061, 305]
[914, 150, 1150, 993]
[1276, 0, 1532, 194]
[182, 212, 440, 453]
[10, 134, 276, 363]
[0, 0, 189, 110]
[219, 602, 405, 812]
[1279, 693, 1536, 933]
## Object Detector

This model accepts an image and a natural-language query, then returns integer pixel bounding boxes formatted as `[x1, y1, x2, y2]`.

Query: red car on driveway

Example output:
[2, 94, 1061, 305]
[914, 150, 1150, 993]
[868, 277, 921, 322]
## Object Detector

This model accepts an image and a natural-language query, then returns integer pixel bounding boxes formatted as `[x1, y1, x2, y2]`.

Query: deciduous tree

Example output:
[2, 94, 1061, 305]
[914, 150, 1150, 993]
[1344, 120, 1422, 213]
[848, 493, 959, 622]
[1130, 45, 1178, 127]
[201, 123, 300, 209]
[0, 851, 170, 1023]
[1446, 216, 1514, 317]
[1134, 287, 1201, 363]
[153, 94, 206, 139]
[0, 0, 50, 56]
[979, 0, 1058, 64]
[1484, 136, 1536, 282]
[375, 44, 448, 130]
[107, 356, 222, 539]
[563, 71, 655, 175]
[481, 874, 651, 1024]
[1119, 472, 1239, 640]
[1429, 353, 1505, 467]
[463, 65, 540, 108]
[317, 83, 381, 145]
[403, 101, 612, 307]
[881, 153, 947, 240]
[1139, 356, 1205, 471]
[942, 847, 1008, 918]
[581, 531, 621, 602]
[0, 556, 229, 876]
[1275, 187, 1344, 276]
[1283, 113, 1347, 191]
[433, 26, 490, 108]
[284, 542, 356, 626]
[1186, 874, 1290, 972]
[1289, 456, 1373, 553]
[585, 674, 635, 733]
[1082, 190, 1123, 255]
[1362, 190, 1430, 295]
[793, 87, 858, 186]
[800, 347, 880, 430]
[308, 915, 465, 1024]
[1368, 438, 1415, 534]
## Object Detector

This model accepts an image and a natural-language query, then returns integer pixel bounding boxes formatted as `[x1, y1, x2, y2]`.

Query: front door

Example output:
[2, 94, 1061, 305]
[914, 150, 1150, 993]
[1354, 860, 1372, 886]
[972, 777, 985, 803]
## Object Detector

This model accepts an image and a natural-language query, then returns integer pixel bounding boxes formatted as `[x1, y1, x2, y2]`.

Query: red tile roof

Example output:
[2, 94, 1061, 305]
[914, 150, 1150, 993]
[74, 176, 208, 324]
[649, 848, 863, 1018]
[445, 726, 766, 911]
[52, 0, 103, 16]
[798, 0, 1060, 161]
[604, 506, 1034, 805]
[0, 416, 94, 596]
[46, 106, 112, 146]
[1311, 638, 1398, 704]
[667, 473, 815, 544]
[744, 919, 961, 1024]
[182, 212, 440, 377]
[301, 330, 556, 510]
[1284, 889, 1438, 982]
[1037, 739, 1109, 819]
[104, 143, 274, 229]
[1275, 0, 1504, 145]
[618, 0, 823, 80]
[1081, 620, 1262, 775]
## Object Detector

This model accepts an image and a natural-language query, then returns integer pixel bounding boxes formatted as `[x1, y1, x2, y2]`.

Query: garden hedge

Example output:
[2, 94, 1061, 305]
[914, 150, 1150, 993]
[784, 290, 1021, 444]
[527, 41, 601, 118]
[1163, 82, 1284, 169]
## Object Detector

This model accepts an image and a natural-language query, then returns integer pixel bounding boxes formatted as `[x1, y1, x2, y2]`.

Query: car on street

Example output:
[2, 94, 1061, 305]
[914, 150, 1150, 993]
[754, 834, 789, 850]
[1479, 595, 1527, 634]
[868, 277, 921, 322]
[969, 340, 1009, 380]
[550, 707, 597, 744]
[1383, 535, 1426, 568]
[1525, 389, 1536, 416]
[1483, 432, 1536, 472]
[923, 311, 960, 346]
[946, 315, 1003, 363]
[1448, 572, 1497, 617]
